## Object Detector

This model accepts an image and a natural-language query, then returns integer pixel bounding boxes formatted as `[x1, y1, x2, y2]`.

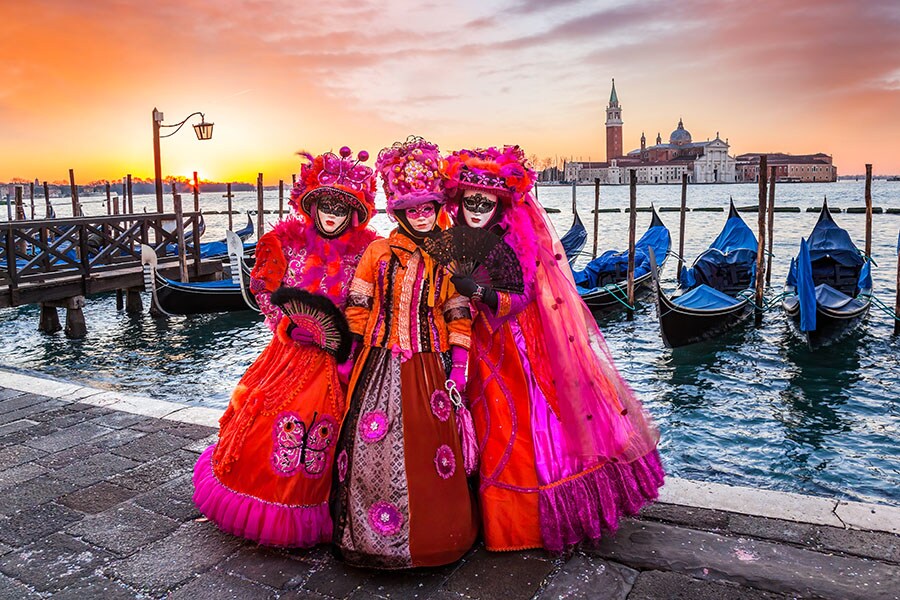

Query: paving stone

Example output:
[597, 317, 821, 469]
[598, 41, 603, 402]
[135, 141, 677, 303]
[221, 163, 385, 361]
[0, 532, 115, 593]
[0, 422, 60, 449]
[79, 405, 116, 417]
[0, 388, 25, 401]
[54, 452, 140, 487]
[0, 403, 59, 427]
[88, 427, 147, 450]
[727, 514, 821, 547]
[36, 408, 97, 430]
[0, 461, 47, 491]
[58, 481, 138, 514]
[816, 526, 900, 564]
[0, 445, 45, 470]
[107, 520, 244, 593]
[129, 418, 174, 433]
[110, 449, 196, 491]
[182, 434, 217, 455]
[0, 418, 39, 437]
[0, 501, 84, 546]
[442, 546, 556, 600]
[164, 421, 219, 441]
[534, 554, 637, 600]
[0, 573, 41, 599]
[0, 542, 11, 556]
[46, 575, 137, 599]
[221, 546, 312, 590]
[169, 570, 277, 599]
[627, 570, 787, 600]
[0, 475, 78, 515]
[86, 411, 147, 430]
[133, 473, 201, 521]
[347, 591, 384, 600]
[34, 442, 104, 470]
[361, 566, 451, 599]
[24, 422, 114, 453]
[641, 502, 731, 531]
[0, 393, 51, 413]
[111, 431, 193, 462]
[587, 519, 900, 600]
[279, 590, 331, 600]
[301, 558, 374, 599]
[67, 501, 179, 556]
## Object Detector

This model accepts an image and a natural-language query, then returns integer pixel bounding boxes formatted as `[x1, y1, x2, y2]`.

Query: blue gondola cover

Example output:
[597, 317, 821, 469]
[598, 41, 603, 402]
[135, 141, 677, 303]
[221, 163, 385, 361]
[672, 284, 741, 310]
[573, 225, 670, 292]
[795, 237, 817, 331]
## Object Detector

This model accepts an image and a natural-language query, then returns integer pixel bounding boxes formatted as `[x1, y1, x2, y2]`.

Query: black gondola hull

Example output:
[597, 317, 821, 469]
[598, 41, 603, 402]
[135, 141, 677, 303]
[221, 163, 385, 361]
[155, 278, 253, 315]
[782, 296, 870, 350]
[581, 272, 655, 310]
[657, 288, 754, 348]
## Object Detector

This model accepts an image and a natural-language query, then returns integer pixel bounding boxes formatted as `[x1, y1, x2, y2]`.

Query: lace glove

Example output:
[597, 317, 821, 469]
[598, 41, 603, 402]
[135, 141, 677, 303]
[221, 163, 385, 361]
[449, 274, 498, 310]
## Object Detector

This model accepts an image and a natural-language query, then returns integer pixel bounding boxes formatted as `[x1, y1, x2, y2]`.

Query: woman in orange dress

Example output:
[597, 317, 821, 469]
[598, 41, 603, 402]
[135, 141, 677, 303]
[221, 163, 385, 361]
[330, 136, 477, 569]
[443, 146, 665, 552]
[192, 147, 378, 547]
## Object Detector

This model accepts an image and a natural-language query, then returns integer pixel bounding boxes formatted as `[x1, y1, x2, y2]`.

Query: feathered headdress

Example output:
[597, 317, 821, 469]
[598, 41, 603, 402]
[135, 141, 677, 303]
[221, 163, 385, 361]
[443, 145, 536, 205]
[375, 136, 445, 216]
[289, 146, 376, 228]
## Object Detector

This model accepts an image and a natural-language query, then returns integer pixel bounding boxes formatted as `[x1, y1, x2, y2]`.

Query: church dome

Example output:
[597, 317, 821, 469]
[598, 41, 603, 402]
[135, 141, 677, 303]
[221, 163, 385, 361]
[669, 119, 692, 145]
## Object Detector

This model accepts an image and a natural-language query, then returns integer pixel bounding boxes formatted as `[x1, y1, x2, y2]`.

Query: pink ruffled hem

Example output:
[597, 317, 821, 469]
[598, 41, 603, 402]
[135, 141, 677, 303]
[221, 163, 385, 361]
[538, 450, 665, 552]
[192, 444, 332, 548]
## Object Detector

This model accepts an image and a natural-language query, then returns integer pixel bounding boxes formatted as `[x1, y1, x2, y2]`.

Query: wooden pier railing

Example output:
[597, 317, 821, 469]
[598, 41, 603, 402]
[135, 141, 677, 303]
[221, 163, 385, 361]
[0, 212, 222, 336]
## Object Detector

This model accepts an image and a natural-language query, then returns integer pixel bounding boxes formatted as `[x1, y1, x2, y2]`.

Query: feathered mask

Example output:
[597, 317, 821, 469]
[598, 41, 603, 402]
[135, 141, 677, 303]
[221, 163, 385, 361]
[443, 145, 536, 205]
[290, 146, 377, 228]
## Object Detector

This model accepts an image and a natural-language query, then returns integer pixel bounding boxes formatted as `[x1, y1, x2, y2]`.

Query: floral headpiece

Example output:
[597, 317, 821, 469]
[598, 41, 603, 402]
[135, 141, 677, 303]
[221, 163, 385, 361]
[290, 146, 376, 227]
[443, 145, 536, 205]
[375, 136, 445, 215]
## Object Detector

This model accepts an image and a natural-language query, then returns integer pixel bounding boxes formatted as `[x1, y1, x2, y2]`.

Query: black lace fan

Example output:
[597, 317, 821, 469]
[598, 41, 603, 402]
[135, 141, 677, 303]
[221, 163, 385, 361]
[270, 287, 353, 362]
[424, 227, 525, 294]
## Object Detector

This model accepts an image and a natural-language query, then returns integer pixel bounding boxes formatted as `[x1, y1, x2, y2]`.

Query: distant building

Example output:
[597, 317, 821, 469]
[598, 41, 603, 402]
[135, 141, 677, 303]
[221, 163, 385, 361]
[735, 153, 837, 182]
[564, 81, 736, 184]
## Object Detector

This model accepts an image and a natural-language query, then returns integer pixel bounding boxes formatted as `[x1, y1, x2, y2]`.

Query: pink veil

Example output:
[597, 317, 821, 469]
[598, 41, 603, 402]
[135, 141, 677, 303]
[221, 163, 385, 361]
[519, 194, 660, 467]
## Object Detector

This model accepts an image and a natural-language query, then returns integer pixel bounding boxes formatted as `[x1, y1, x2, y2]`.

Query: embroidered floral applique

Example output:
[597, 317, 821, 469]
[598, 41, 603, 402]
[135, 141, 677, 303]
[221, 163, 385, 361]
[358, 411, 389, 444]
[271, 411, 337, 478]
[430, 390, 451, 422]
[434, 444, 456, 479]
[368, 501, 403, 536]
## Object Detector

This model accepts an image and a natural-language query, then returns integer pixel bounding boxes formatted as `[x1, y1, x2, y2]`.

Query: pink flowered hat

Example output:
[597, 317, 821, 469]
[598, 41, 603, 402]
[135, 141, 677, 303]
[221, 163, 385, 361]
[290, 146, 377, 227]
[443, 145, 536, 206]
[375, 136, 445, 216]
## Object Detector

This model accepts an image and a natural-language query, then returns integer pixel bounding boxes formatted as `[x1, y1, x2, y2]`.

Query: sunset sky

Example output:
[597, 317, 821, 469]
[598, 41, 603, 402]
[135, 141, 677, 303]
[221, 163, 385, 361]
[2, 0, 899, 184]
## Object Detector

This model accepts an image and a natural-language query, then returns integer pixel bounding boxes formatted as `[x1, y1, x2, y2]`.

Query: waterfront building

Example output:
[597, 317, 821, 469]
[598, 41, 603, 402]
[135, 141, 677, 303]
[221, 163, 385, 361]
[736, 153, 837, 182]
[563, 81, 737, 184]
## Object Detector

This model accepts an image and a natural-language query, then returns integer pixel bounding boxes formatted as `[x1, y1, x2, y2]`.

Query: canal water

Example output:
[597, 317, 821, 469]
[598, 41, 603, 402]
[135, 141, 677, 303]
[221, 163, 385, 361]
[1, 180, 898, 505]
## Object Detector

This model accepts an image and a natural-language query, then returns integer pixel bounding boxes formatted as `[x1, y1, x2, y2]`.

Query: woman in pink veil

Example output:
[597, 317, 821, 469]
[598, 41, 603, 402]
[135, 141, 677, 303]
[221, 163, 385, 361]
[443, 146, 665, 552]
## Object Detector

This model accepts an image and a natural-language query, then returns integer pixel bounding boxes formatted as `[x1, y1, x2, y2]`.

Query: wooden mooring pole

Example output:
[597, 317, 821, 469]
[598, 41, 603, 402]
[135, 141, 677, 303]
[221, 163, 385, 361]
[193, 172, 200, 213]
[865, 164, 873, 260]
[570, 180, 576, 215]
[257, 173, 264, 237]
[126, 174, 134, 214]
[766, 165, 776, 286]
[42, 182, 51, 218]
[68, 169, 79, 217]
[279, 180, 284, 220]
[105, 182, 112, 215]
[592, 178, 600, 258]
[755, 155, 768, 324]
[173, 192, 189, 283]
[627, 170, 637, 321]
[677, 173, 688, 275]
[29, 182, 35, 220]
[225, 183, 234, 231]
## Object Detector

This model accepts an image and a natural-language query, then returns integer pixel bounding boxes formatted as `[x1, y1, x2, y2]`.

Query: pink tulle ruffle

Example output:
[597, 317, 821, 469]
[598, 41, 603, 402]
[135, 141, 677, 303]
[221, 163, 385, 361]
[192, 444, 332, 548]
[538, 450, 665, 552]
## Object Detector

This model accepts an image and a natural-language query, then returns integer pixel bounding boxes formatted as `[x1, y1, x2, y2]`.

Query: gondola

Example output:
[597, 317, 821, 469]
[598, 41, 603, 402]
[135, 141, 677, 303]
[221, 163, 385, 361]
[560, 209, 587, 266]
[141, 235, 258, 316]
[574, 206, 671, 310]
[782, 200, 871, 350]
[652, 201, 757, 348]
[184, 213, 255, 259]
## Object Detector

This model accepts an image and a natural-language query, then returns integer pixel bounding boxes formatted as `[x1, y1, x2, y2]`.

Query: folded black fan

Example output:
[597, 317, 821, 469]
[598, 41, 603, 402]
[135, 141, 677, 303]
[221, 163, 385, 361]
[270, 287, 353, 362]
[424, 227, 525, 294]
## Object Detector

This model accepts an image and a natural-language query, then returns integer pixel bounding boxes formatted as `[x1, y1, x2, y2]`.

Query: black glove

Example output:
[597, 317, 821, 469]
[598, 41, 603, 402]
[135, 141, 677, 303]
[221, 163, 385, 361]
[451, 275, 479, 298]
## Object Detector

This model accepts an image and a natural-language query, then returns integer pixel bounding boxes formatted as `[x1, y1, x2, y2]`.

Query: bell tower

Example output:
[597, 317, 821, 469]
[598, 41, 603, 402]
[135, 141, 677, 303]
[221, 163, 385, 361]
[605, 79, 623, 160]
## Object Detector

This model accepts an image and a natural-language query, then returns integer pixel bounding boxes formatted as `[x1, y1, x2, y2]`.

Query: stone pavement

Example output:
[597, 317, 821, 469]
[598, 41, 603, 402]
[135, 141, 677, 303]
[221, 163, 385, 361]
[0, 375, 898, 599]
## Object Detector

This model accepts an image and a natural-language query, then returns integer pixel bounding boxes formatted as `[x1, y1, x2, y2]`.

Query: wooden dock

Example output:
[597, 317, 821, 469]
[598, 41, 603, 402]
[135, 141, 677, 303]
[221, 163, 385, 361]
[1, 212, 223, 336]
